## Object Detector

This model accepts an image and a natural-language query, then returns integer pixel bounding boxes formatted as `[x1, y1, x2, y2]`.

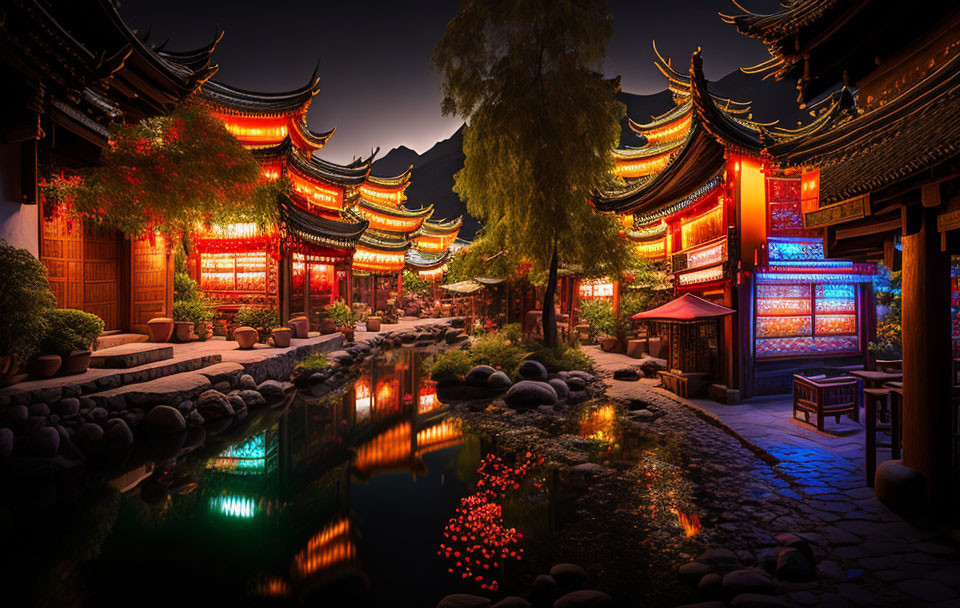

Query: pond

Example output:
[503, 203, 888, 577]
[3, 347, 551, 608]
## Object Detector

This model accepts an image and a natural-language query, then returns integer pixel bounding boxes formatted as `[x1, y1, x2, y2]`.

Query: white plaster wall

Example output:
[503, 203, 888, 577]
[0, 142, 39, 255]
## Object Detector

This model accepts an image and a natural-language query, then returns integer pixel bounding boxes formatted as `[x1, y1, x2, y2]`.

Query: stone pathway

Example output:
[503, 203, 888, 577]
[583, 346, 960, 607]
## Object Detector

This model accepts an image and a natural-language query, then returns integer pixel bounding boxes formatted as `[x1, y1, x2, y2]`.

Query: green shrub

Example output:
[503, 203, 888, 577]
[235, 306, 279, 341]
[428, 348, 473, 381]
[469, 333, 528, 374]
[172, 299, 214, 338]
[578, 298, 615, 339]
[324, 299, 357, 328]
[295, 353, 329, 374]
[525, 342, 593, 373]
[41, 309, 104, 357]
[174, 271, 200, 302]
[501, 323, 522, 344]
[0, 240, 57, 362]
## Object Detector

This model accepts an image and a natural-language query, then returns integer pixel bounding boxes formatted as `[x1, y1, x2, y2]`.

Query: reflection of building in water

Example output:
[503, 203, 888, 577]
[291, 518, 358, 581]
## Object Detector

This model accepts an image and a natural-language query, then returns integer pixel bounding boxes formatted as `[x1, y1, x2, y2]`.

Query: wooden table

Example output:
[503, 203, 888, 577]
[848, 370, 903, 413]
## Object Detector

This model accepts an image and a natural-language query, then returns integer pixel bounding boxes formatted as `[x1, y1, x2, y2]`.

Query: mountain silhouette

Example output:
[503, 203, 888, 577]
[372, 70, 807, 241]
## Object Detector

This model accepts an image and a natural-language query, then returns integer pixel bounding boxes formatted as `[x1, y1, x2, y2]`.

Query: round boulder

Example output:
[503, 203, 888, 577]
[55, 398, 80, 416]
[196, 390, 235, 420]
[28, 402, 50, 417]
[517, 359, 548, 381]
[486, 371, 512, 391]
[549, 563, 587, 590]
[503, 380, 557, 409]
[730, 594, 792, 608]
[102, 418, 134, 450]
[142, 405, 186, 435]
[547, 378, 570, 402]
[465, 365, 497, 387]
[257, 380, 286, 400]
[176, 400, 194, 416]
[2, 405, 28, 424]
[553, 590, 613, 608]
[775, 547, 814, 582]
[27, 426, 60, 457]
[75, 423, 104, 447]
[238, 390, 266, 408]
[228, 394, 246, 414]
[238, 374, 257, 390]
[532, 574, 558, 598]
[567, 377, 587, 391]
[0, 427, 13, 457]
[436, 594, 490, 608]
[612, 368, 639, 381]
[722, 569, 775, 595]
[492, 598, 531, 608]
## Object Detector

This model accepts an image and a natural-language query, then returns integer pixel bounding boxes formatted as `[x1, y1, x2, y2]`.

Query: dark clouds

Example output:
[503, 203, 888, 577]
[119, 0, 781, 163]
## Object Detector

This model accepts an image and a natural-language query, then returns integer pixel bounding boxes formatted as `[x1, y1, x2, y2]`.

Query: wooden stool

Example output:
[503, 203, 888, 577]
[864, 387, 901, 486]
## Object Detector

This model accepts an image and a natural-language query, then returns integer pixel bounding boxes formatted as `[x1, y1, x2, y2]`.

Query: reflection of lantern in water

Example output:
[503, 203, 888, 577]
[375, 378, 398, 411]
[353, 422, 412, 474]
[579, 405, 617, 442]
[418, 385, 438, 414]
[255, 576, 291, 599]
[292, 518, 356, 580]
[207, 433, 266, 474]
[354, 377, 372, 422]
[675, 511, 701, 537]
[416, 419, 463, 455]
[209, 493, 257, 519]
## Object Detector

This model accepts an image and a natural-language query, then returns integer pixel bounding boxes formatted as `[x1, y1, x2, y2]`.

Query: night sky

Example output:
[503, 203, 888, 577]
[119, 0, 781, 164]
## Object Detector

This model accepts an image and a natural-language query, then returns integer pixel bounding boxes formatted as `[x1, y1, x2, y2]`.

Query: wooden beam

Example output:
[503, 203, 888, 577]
[922, 182, 942, 208]
[835, 217, 901, 240]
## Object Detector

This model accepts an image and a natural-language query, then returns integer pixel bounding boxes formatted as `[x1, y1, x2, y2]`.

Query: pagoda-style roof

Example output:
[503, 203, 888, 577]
[596, 49, 841, 214]
[366, 165, 413, 189]
[419, 216, 463, 236]
[358, 198, 433, 220]
[201, 71, 321, 115]
[357, 229, 412, 252]
[0, 0, 218, 148]
[773, 51, 960, 207]
[254, 138, 374, 186]
[406, 248, 451, 270]
[279, 194, 367, 249]
[721, 1, 960, 104]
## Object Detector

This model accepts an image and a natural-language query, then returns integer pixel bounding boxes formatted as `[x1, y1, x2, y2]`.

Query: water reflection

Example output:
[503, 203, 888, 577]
[7, 348, 484, 608]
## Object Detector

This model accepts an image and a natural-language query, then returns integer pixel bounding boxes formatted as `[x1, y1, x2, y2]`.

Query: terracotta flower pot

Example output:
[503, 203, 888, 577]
[61, 350, 92, 375]
[319, 318, 338, 335]
[288, 316, 309, 339]
[270, 327, 293, 348]
[173, 321, 194, 343]
[147, 317, 175, 343]
[341, 327, 355, 342]
[366, 317, 381, 332]
[233, 326, 259, 350]
[27, 354, 62, 378]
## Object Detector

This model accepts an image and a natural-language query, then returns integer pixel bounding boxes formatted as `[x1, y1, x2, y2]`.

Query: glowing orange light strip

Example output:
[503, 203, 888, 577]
[615, 151, 672, 179]
[640, 113, 692, 145]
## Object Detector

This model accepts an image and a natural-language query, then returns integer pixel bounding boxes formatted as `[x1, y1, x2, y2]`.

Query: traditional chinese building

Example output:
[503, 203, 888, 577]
[723, 0, 960, 504]
[0, 0, 219, 332]
[185, 70, 462, 322]
[595, 48, 875, 398]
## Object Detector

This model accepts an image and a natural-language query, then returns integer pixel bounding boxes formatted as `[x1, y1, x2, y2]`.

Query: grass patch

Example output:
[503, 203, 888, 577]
[427, 330, 593, 381]
[294, 353, 329, 374]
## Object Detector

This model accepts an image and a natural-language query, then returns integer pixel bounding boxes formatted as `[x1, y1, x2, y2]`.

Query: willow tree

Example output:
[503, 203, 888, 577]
[433, 0, 630, 346]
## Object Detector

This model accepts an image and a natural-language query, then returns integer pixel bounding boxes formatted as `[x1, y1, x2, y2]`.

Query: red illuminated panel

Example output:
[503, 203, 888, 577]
[211, 112, 289, 146]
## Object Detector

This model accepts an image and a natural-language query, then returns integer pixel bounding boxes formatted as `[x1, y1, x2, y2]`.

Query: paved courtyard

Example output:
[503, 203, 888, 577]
[584, 346, 960, 607]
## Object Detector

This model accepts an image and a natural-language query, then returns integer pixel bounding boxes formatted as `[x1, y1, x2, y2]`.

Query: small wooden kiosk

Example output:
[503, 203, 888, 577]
[632, 294, 735, 398]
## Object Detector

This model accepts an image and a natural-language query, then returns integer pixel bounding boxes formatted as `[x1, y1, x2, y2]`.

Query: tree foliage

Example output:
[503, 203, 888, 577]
[432, 0, 633, 344]
[0, 239, 57, 362]
[44, 104, 284, 239]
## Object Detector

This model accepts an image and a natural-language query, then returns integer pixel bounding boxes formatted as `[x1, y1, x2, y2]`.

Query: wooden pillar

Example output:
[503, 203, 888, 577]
[279, 250, 291, 324]
[901, 204, 952, 506]
[737, 273, 755, 398]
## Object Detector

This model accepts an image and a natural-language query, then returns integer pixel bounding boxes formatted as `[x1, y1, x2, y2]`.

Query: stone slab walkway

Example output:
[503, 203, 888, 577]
[583, 345, 960, 607]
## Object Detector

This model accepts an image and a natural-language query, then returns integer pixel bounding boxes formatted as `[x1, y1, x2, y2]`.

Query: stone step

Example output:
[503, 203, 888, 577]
[0, 353, 222, 407]
[95, 332, 148, 351]
[88, 368, 216, 409]
[90, 343, 174, 369]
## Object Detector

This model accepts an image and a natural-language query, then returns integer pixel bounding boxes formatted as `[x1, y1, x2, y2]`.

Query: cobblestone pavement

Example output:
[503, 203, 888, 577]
[584, 346, 960, 608]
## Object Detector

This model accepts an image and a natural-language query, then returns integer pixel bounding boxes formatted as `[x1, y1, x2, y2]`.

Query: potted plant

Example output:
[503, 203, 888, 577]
[234, 306, 280, 343]
[172, 299, 215, 342]
[0, 240, 57, 386]
[27, 354, 61, 378]
[40, 308, 104, 375]
[324, 300, 357, 342]
[366, 316, 382, 332]
[318, 313, 338, 335]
